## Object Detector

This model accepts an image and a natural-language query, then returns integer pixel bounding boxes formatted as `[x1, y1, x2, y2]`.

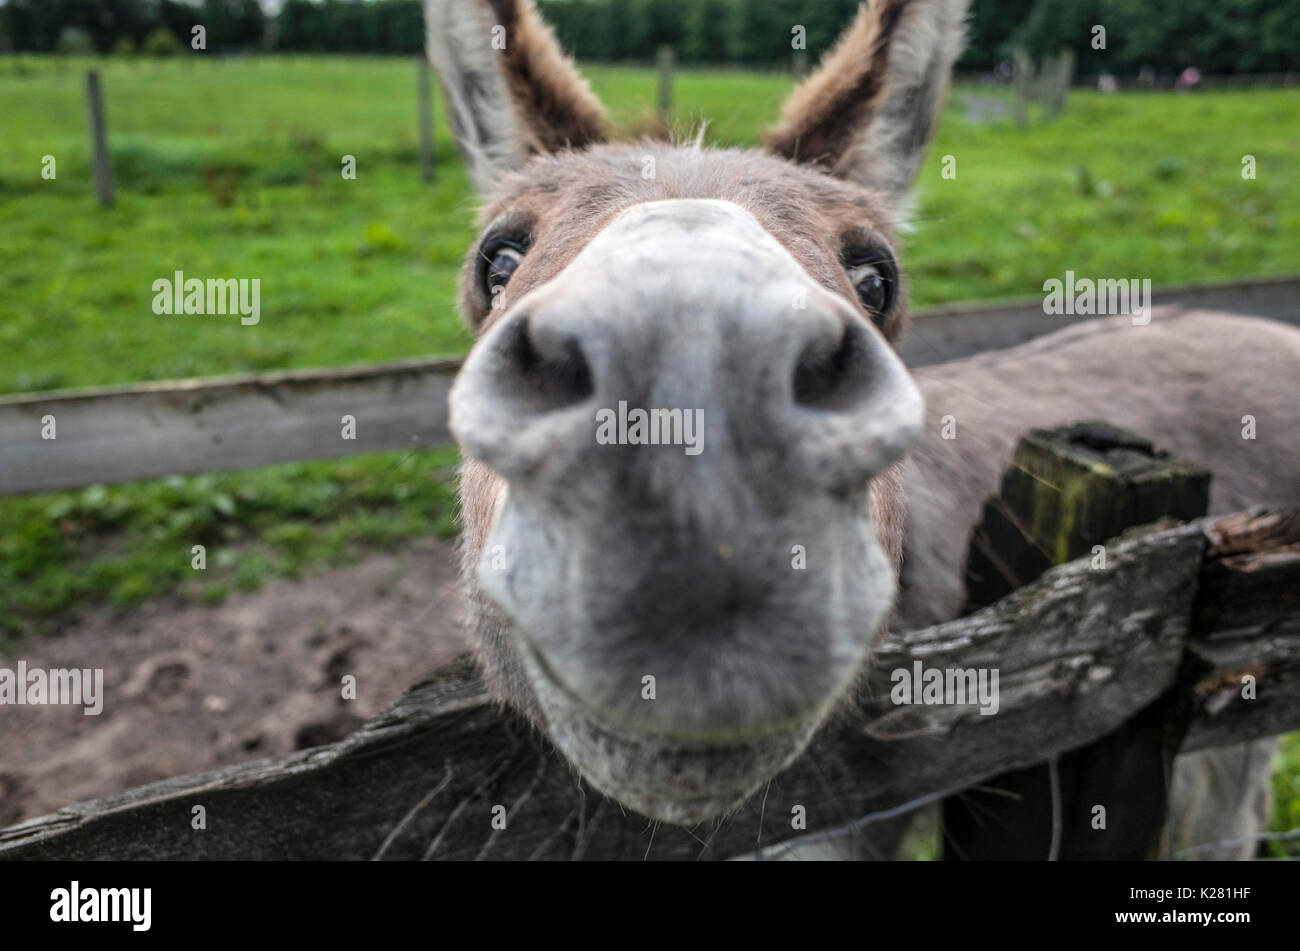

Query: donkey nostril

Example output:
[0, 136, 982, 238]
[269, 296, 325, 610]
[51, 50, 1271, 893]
[499, 314, 594, 410]
[792, 318, 871, 411]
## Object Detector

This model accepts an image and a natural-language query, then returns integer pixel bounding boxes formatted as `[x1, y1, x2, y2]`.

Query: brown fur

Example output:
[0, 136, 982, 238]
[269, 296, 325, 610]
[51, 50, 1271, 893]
[426, 0, 606, 191]
[766, 0, 908, 167]
[460, 143, 909, 341]
[492, 0, 607, 152]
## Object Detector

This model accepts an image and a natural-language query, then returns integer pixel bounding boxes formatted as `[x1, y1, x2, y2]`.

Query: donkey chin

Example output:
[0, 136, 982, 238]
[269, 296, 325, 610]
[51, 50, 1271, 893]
[470, 478, 901, 826]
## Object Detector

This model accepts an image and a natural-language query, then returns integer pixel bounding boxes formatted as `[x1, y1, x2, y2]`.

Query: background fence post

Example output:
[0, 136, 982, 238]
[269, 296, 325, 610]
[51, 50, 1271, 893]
[656, 45, 674, 125]
[1012, 49, 1032, 129]
[418, 55, 435, 183]
[1044, 47, 1075, 119]
[944, 421, 1211, 860]
[85, 70, 115, 208]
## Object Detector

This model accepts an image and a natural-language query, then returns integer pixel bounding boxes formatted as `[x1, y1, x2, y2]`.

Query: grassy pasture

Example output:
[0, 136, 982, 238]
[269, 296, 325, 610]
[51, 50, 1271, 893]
[1, 59, 1296, 396]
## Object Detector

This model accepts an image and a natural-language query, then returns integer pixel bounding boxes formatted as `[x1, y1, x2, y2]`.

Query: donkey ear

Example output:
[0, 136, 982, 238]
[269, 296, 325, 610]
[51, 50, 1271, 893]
[425, 0, 607, 193]
[766, 0, 968, 203]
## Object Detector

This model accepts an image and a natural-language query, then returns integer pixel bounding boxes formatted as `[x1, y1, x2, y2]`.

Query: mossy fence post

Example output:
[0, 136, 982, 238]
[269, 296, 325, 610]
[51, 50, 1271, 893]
[944, 421, 1212, 860]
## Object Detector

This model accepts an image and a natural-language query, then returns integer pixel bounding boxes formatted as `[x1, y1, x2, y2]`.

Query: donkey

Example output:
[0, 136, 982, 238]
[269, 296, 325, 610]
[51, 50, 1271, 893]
[427, 0, 1299, 855]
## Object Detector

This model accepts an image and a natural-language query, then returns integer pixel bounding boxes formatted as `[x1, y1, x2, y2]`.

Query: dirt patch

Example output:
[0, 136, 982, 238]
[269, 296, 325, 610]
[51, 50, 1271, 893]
[0, 537, 471, 825]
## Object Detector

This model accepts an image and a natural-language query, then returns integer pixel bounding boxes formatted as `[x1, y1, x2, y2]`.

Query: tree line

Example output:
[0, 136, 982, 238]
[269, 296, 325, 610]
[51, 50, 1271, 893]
[3, 0, 1298, 75]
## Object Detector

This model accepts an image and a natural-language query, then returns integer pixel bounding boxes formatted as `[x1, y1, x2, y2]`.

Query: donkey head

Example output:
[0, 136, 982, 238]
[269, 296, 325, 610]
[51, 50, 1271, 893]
[429, 0, 967, 824]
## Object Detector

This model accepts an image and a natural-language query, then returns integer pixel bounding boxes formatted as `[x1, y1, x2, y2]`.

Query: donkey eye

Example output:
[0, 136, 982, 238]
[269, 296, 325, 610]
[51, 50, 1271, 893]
[477, 226, 533, 305]
[485, 246, 524, 296]
[847, 263, 890, 320]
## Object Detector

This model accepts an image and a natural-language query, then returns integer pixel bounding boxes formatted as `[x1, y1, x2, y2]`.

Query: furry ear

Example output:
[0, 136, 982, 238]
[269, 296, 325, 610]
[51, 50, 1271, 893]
[425, 0, 607, 193]
[766, 0, 968, 204]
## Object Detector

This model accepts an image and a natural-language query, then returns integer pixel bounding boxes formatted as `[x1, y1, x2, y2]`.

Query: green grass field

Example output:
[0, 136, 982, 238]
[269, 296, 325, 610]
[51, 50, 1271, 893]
[1, 56, 1297, 855]
[2, 58, 1297, 394]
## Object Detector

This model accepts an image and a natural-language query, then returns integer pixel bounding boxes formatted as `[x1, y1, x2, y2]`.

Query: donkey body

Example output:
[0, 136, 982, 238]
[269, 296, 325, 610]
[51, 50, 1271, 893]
[427, 0, 1297, 855]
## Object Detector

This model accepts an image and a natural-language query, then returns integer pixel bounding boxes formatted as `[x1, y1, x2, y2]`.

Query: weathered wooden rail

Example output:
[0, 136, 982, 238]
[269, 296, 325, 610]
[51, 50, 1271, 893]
[0, 356, 461, 496]
[1, 505, 1296, 860]
[2, 277, 1295, 496]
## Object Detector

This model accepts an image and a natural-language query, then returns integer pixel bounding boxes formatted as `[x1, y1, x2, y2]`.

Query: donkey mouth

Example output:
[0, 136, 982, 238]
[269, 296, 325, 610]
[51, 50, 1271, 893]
[476, 488, 899, 824]
[514, 627, 830, 825]
[550, 708, 818, 826]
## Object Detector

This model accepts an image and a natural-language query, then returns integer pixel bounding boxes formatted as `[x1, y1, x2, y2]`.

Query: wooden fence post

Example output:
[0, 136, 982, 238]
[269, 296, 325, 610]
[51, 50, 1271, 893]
[418, 55, 435, 183]
[1012, 49, 1032, 129]
[656, 45, 674, 125]
[945, 421, 1212, 860]
[1044, 47, 1075, 119]
[85, 70, 115, 208]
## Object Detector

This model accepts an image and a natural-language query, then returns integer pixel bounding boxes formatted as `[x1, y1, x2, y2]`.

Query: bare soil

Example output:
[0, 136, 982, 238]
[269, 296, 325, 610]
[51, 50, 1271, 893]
[0, 538, 470, 826]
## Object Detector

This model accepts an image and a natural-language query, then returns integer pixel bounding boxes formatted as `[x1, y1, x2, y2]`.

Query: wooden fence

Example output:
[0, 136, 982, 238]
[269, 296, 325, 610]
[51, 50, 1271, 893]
[74, 64, 439, 209]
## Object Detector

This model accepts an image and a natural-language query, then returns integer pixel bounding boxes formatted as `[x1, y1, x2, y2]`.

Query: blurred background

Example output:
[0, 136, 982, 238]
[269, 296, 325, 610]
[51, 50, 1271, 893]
[0, 0, 1297, 854]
